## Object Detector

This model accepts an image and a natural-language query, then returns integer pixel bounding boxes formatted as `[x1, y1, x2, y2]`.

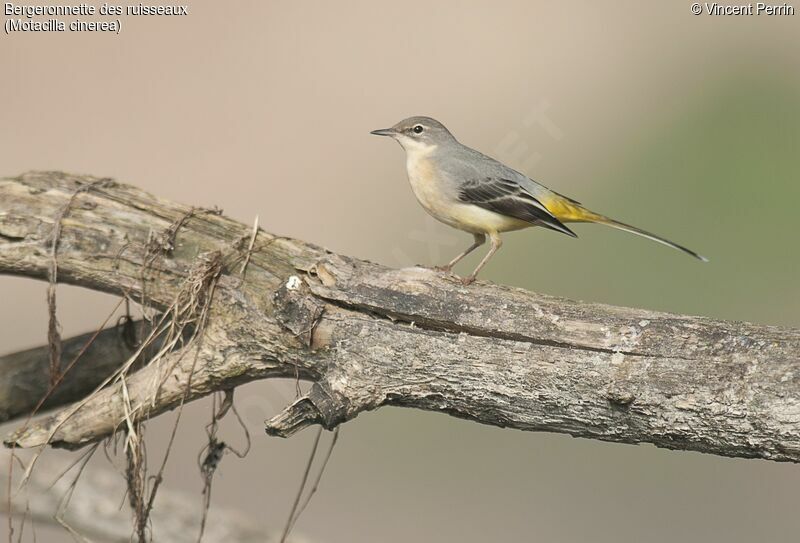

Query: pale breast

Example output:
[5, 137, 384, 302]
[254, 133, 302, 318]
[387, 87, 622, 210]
[406, 154, 450, 216]
[405, 153, 530, 234]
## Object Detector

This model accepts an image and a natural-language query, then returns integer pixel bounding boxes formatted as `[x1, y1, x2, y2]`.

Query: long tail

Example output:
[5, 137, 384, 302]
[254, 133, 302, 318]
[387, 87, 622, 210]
[589, 214, 709, 262]
[546, 197, 709, 262]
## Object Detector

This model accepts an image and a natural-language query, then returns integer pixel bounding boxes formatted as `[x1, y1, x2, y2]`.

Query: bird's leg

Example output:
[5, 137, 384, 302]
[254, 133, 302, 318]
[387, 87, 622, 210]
[461, 233, 502, 285]
[435, 233, 486, 273]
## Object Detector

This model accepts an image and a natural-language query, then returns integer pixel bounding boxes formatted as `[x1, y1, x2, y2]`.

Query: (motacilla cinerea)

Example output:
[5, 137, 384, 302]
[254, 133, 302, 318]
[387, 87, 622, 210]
[371, 116, 707, 285]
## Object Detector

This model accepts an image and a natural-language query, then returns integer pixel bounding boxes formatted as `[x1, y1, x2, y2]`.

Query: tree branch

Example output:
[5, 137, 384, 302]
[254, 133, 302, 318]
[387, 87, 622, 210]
[0, 320, 141, 423]
[1, 171, 798, 462]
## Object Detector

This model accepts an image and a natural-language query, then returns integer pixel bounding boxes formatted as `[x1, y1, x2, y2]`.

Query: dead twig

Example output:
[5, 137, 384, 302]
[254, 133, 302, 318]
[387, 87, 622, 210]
[46, 178, 114, 386]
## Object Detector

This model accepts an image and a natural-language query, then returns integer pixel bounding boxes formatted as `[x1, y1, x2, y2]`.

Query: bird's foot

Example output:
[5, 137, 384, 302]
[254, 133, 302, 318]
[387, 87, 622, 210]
[459, 275, 476, 286]
[433, 265, 453, 274]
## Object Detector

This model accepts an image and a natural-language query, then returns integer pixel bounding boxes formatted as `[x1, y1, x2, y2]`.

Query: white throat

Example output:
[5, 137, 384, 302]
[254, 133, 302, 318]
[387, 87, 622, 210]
[397, 136, 438, 164]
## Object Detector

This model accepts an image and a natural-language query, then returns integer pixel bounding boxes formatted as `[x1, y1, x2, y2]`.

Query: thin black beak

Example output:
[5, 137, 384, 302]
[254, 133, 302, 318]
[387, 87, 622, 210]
[370, 128, 395, 137]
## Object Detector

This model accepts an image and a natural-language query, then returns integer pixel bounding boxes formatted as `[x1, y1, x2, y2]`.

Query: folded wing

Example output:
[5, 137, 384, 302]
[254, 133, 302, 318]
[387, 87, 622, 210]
[458, 177, 577, 237]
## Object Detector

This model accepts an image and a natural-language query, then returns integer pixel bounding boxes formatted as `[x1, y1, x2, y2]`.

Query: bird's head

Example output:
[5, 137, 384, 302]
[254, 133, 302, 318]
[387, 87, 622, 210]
[370, 116, 456, 153]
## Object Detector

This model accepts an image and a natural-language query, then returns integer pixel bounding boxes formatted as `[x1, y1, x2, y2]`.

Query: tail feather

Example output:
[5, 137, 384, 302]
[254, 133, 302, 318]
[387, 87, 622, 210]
[590, 214, 709, 262]
[545, 198, 708, 262]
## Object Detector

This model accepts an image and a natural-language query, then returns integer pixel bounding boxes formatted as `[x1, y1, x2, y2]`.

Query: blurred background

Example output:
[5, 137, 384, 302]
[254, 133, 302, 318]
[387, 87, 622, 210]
[1, 1, 799, 541]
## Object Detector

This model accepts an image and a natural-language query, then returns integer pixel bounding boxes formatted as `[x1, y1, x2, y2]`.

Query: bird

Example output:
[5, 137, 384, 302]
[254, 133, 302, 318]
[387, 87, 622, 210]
[371, 116, 707, 285]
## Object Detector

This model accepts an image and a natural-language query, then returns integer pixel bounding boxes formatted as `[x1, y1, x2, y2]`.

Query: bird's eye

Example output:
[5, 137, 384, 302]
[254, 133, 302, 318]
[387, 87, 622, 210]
[412, 124, 424, 134]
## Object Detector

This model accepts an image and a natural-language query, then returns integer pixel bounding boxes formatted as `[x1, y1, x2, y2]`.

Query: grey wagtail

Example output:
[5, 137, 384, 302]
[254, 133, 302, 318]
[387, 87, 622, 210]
[371, 116, 707, 285]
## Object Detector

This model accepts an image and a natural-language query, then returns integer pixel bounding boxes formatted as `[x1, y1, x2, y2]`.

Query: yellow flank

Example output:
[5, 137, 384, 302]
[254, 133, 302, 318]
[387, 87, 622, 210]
[542, 194, 603, 223]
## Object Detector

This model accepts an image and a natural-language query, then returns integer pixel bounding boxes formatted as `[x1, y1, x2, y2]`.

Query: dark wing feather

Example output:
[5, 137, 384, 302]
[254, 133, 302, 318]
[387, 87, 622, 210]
[458, 178, 577, 237]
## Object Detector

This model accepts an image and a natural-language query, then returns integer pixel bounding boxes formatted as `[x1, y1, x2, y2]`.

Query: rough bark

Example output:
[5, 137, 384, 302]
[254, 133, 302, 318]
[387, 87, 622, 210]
[1, 171, 798, 462]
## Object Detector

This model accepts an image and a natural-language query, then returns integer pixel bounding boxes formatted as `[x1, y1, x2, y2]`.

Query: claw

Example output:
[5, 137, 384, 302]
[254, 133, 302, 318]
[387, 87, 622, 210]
[460, 275, 476, 286]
